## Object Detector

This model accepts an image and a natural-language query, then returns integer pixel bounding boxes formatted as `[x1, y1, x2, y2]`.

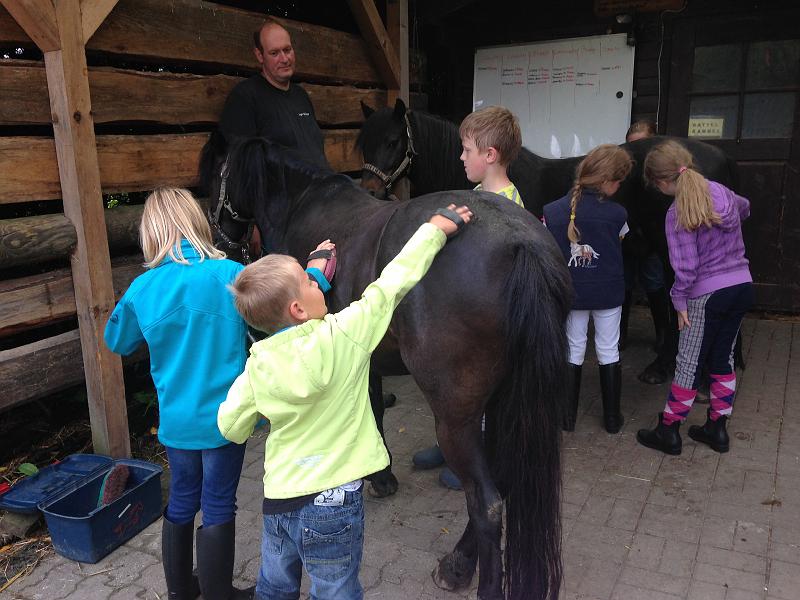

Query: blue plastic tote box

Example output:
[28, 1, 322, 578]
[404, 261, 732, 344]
[0, 454, 162, 563]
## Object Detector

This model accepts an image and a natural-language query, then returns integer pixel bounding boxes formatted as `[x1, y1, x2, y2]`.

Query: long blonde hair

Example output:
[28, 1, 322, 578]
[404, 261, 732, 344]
[568, 144, 633, 243]
[140, 187, 225, 268]
[643, 140, 720, 231]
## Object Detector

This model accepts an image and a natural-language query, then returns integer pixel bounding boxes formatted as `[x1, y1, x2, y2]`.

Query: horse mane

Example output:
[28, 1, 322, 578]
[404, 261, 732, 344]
[225, 137, 331, 241]
[408, 111, 466, 191]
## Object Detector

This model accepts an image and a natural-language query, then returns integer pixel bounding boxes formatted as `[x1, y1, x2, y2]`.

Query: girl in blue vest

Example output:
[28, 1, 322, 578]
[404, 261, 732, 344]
[543, 144, 633, 434]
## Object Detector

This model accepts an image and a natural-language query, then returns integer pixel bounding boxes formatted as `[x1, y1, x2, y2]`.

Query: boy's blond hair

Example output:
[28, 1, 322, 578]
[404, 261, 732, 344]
[230, 254, 302, 333]
[568, 144, 633, 244]
[644, 140, 720, 232]
[459, 106, 522, 166]
[140, 187, 225, 268]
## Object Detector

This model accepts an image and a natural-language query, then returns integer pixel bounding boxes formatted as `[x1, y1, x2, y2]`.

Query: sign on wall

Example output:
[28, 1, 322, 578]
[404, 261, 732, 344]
[473, 33, 635, 158]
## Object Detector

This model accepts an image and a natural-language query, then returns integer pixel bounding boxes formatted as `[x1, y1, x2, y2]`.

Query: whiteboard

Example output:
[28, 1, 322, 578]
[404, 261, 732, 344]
[473, 34, 635, 158]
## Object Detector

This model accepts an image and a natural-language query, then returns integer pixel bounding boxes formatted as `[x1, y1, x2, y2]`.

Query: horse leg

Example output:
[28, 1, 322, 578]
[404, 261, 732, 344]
[432, 422, 504, 600]
[364, 371, 399, 497]
[432, 519, 478, 590]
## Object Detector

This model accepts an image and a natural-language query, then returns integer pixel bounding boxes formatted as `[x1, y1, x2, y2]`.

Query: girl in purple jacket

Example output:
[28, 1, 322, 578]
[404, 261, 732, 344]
[637, 141, 753, 455]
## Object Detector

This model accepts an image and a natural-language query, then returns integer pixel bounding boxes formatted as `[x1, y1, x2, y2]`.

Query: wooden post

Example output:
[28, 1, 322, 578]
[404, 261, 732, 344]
[1, 0, 129, 457]
[386, 0, 410, 201]
[346, 0, 400, 89]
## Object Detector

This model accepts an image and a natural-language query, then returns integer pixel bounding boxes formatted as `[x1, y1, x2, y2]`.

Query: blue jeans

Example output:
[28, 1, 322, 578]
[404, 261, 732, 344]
[165, 442, 246, 527]
[255, 489, 364, 600]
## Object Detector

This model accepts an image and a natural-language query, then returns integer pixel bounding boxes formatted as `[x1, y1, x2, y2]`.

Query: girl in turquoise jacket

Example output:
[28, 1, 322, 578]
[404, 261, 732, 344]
[106, 188, 269, 600]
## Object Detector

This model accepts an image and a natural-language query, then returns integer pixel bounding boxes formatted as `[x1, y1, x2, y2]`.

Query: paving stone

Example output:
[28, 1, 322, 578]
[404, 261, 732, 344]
[617, 565, 691, 597]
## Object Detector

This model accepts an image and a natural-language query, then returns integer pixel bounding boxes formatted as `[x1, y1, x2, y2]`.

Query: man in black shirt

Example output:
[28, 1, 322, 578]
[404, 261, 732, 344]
[219, 18, 329, 170]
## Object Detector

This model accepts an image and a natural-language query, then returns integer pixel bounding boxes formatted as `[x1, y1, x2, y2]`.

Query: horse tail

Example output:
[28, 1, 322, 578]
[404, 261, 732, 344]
[495, 237, 571, 600]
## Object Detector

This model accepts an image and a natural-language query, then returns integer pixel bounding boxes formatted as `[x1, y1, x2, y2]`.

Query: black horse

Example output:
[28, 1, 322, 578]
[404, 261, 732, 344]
[199, 133, 571, 600]
[356, 99, 739, 384]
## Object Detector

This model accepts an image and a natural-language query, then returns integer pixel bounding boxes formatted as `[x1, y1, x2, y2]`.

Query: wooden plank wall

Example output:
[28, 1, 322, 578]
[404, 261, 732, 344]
[0, 0, 390, 410]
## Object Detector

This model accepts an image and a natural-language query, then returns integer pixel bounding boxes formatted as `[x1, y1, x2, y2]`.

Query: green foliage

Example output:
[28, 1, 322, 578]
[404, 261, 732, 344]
[17, 463, 39, 477]
[132, 390, 158, 416]
[105, 192, 131, 209]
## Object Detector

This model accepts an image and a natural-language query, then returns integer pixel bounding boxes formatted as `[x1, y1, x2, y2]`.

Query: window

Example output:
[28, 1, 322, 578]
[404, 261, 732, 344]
[687, 39, 799, 140]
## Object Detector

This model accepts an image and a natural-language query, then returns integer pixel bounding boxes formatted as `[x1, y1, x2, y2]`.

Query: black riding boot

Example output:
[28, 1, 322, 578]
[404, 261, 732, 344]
[599, 362, 623, 433]
[161, 515, 200, 600]
[196, 519, 254, 600]
[619, 290, 633, 351]
[646, 288, 670, 353]
[562, 363, 582, 431]
[688, 409, 730, 453]
[637, 413, 682, 455]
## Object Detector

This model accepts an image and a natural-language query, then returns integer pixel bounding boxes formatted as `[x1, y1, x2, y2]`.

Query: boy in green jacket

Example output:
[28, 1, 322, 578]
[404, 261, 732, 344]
[217, 204, 472, 599]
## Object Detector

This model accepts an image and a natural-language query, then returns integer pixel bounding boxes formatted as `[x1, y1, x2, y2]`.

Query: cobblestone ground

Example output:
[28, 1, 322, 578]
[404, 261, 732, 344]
[3, 309, 798, 600]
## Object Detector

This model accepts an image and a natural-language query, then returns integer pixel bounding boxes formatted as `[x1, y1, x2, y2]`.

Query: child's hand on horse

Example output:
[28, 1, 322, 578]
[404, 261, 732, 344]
[307, 239, 335, 271]
[430, 204, 473, 237]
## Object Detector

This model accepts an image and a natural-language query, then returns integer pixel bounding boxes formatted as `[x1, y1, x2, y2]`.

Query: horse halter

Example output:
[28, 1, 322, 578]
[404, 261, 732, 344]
[208, 159, 256, 264]
[361, 110, 417, 192]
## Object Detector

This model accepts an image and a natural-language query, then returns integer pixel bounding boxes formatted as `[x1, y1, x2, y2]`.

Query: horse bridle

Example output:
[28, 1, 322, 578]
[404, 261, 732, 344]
[361, 110, 417, 192]
[208, 159, 256, 264]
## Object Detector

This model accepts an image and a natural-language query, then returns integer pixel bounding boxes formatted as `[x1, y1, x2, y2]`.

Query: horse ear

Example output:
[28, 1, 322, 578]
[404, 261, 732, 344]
[361, 100, 375, 119]
[393, 97, 407, 120]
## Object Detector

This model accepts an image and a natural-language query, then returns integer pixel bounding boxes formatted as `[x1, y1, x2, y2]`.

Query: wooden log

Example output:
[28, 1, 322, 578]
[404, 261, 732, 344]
[0, 255, 144, 337]
[0, 61, 388, 126]
[0, 328, 148, 413]
[0, 130, 362, 203]
[0, 203, 143, 268]
[0, 0, 383, 86]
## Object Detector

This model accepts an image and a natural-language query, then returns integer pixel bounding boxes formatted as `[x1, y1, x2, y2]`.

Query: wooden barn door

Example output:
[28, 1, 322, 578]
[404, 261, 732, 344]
[667, 9, 800, 313]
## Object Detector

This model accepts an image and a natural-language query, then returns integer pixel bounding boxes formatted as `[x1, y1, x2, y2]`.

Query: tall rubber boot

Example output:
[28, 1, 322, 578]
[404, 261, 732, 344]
[562, 363, 582, 432]
[688, 408, 730, 453]
[599, 362, 624, 433]
[646, 288, 670, 353]
[619, 290, 633, 351]
[161, 515, 200, 600]
[196, 519, 254, 600]
[637, 413, 682, 455]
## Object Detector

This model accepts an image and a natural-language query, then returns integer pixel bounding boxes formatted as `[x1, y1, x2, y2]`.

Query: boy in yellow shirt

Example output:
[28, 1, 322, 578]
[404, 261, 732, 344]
[414, 106, 524, 489]
[217, 204, 471, 600]
[460, 105, 524, 208]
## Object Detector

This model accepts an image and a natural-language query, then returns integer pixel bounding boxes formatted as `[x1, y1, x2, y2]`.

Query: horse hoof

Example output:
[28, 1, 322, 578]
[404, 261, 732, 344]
[637, 361, 671, 385]
[367, 472, 399, 498]
[431, 551, 476, 591]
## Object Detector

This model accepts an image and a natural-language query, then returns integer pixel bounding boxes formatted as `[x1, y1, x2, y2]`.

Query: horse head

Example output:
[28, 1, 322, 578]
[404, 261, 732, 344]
[356, 98, 414, 200]
[200, 134, 297, 259]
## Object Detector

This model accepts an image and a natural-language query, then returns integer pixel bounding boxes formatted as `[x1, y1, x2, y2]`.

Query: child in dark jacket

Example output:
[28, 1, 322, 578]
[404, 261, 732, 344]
[543, 144, 633, 434]
[637, 140, 752, 455]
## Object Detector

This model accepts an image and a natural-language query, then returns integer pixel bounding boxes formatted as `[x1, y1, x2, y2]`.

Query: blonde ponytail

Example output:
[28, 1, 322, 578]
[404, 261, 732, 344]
[567, 184, 582, 243]
[644, 140, 720, 231]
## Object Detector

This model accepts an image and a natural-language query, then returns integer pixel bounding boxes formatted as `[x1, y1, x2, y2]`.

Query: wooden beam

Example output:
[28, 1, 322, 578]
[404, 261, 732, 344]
[0, 1, 383, 86]
[0, 130, 363, 203]
[0, 0, 59, 51]
[44, 0, 129, 457]
[80, 0, 118, 43]
[386, 0, 410, 201]
[386, 0, 409, 105]
[0, 61, 388, 127]
[0, 255, 144, 337]
[346, 0, 400, 89]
